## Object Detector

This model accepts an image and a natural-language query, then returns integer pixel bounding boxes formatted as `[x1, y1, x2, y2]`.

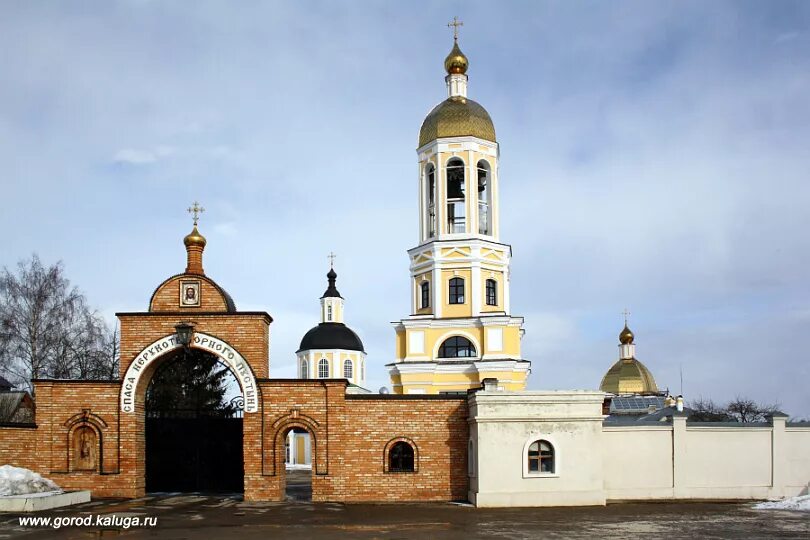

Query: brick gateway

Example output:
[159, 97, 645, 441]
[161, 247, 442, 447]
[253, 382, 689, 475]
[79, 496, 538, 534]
[5, 228, 469, 502]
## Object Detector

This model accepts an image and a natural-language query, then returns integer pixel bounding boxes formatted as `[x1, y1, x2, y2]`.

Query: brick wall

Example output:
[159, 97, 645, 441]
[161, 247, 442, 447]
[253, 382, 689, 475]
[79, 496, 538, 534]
[0, 425, 38, 470]
[118, 313, 271, 378]
[149, 274, 231, 312]
[0, 377, 470, 502]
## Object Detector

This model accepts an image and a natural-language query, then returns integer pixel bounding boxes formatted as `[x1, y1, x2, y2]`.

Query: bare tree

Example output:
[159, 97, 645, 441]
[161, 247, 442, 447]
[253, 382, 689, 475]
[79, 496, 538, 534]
[0, 255, 118, 391]
[689, 395, 782, 423]
[688, 397, 733, 422]
[725, 396, 781, 423]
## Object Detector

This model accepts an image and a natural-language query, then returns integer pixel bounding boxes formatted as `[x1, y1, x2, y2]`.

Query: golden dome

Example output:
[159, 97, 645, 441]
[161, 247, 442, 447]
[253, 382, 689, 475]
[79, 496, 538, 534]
[600, 358, 659, 395]
[183, 226, 207, 248]
[419, 97, 496, 147]
[444, 40, 468, 74]
[619, 324, 634, 345]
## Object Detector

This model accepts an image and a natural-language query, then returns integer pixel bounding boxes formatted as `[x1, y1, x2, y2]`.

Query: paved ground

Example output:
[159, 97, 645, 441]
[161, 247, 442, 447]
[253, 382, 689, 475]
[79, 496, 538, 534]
[1, 479, 807, 540]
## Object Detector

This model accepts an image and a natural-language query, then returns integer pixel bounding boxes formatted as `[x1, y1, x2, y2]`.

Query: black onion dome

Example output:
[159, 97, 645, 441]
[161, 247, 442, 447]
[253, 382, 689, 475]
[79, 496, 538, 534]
[322, 268, 342, 298]
[297, 323, 365, 353]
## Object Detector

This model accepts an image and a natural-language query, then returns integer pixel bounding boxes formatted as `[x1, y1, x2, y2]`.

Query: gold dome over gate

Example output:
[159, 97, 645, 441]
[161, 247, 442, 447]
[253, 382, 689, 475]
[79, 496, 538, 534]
[184, 226, 207, 248]
[444, 41, 468, 74]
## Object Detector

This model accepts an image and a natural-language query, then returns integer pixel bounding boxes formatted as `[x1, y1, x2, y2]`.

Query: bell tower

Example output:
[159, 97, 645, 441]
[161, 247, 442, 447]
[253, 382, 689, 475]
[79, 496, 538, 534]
[387, 21, 530, 394]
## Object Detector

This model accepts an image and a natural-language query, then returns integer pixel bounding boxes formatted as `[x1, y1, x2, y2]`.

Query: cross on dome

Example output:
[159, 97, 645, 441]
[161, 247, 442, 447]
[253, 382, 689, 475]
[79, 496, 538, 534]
[447, 16, 463, 40]
[328, 251, 337, 269]
[187, 201, 205, 226]
[622, 308, 631, 326]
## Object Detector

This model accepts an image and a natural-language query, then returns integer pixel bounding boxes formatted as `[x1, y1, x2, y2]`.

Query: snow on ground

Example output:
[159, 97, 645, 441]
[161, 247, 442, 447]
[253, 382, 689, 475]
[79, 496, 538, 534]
[754, 494, 810, 511]
[0, 465, 62, 497]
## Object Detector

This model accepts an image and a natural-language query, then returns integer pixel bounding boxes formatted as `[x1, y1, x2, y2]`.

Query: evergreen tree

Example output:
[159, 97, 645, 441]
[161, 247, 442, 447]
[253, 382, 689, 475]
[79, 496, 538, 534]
[145, 350, 234, 417]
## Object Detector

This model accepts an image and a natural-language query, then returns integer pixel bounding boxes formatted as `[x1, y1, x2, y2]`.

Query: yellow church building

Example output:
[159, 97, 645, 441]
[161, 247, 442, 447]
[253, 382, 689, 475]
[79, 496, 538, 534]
[387, 30, 531, 394]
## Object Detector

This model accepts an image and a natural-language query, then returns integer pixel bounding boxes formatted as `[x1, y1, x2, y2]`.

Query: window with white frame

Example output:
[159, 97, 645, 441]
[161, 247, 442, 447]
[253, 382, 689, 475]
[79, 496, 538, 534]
[318, 358, 329, 378]
[343, 358, 353, 379]
[300, 359, 308, 378]
[527, 439, 555, 474]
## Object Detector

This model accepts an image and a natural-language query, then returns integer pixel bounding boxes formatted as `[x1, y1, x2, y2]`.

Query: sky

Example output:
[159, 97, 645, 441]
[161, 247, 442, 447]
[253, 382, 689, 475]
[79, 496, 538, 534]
[1, 1, 809, 418]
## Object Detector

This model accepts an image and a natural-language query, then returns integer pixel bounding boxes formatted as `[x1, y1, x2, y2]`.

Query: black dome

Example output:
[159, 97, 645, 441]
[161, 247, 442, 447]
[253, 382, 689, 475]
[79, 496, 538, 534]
[297, 323, 365, 353]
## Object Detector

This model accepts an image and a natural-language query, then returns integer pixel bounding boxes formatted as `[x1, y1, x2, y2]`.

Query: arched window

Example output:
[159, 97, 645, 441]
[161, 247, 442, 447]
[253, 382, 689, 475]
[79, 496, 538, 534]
[301, 359, 308, 378]
[477, 160, 492, 234]
[485, 279, 497, 306]
[318, 358, 329, 378]
[343, 358, 353, 379]
[448, 277, 465, 304]
[420, 281, 430, 309]
[389, 441, 415, 472]
[425, 163, 436, 238]
[446, 158, 466, 233]
[438, 336, 476, 358]
[361, 359, 365, 380]
[527, 440, 555, 474]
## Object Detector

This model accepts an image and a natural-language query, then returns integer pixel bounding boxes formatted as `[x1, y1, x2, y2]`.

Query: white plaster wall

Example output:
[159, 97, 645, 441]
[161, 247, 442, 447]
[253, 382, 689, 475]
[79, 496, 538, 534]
[601, 420, 810, 501]
[785, 427, 810, 496]
[683, 427, 771, 488]
[602, 426, 673, 500]
[470, 390, 606, 507]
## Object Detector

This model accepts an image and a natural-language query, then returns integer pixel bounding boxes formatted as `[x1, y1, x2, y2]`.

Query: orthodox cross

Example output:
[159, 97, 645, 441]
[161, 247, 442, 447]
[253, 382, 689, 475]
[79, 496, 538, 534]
[187, 201, 205, 226]
[622, 308, 631, 326]
[328, 252, 337, 268]
[447, 16, 463, 40]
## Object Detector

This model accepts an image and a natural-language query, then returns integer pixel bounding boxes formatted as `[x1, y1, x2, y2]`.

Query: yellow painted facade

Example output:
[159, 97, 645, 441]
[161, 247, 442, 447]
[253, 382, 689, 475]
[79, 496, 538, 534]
[387, 37, 530, 394]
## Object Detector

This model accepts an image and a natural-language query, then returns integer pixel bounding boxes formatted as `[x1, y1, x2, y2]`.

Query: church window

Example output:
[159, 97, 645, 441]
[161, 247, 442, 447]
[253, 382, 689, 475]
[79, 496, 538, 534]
[420, 281, 430, 309]
[438, 336, 476, 358]
[327, 305, 332, 321]
[318, 358, 329, 378]
[388, 441, 415, 472]
[485, 279, 497, 306]
[446, 158, 466, 233]
[361, 359, 365, 380]
[301, 359, 308, 378]
[477, 160, 492, 235]
[425, 164, 436, 238]
[448, 277, 464, 304]
[527, 440, 555, 474]
[343, 358, 353, 379]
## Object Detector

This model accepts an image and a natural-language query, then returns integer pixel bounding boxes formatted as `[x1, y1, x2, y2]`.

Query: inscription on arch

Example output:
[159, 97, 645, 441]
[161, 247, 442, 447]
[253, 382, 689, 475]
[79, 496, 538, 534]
[120, 332, 259, 414]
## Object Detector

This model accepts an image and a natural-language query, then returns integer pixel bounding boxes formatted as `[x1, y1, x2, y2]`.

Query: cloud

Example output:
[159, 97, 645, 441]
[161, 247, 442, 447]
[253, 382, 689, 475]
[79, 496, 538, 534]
[112, 145, 174, 165]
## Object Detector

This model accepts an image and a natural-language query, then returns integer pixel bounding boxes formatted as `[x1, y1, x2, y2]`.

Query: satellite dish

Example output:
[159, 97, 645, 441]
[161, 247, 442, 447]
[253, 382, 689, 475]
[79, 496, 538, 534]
[378, 387, 389, 394]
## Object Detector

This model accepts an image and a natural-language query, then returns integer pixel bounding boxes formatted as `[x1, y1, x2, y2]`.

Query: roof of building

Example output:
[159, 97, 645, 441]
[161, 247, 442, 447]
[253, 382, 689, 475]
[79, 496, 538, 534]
[0, 376, 13, 390]
[297, 323, 365, 353]
[419, 97, 496, 147]
[600, 357, 659, 394]
[322, 268, 342, 299]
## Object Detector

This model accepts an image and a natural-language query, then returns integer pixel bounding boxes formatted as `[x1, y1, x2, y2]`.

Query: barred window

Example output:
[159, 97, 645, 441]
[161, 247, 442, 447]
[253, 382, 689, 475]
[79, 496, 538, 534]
[389, 442, 415, 472]
[448, 277, 465, 304]
[485, 279, 497, 306]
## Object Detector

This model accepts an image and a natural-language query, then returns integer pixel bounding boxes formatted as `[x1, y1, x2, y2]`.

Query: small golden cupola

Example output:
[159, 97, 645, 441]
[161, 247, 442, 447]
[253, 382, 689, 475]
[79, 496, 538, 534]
[183, 201, 207, 275]
[444, 40, 468, 75]
[600, 319, 659, 395]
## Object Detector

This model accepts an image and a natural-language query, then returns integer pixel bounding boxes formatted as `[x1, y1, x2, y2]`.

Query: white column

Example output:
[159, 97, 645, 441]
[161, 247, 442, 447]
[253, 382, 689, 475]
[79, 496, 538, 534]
[433, 264, 442, 318]
[471, 251, 482, 316]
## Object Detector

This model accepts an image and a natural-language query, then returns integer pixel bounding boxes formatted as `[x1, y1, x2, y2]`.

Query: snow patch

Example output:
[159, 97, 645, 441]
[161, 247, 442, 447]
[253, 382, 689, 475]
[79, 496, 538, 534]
[754, 494, 810, 511]
[0, 465, 62, 497]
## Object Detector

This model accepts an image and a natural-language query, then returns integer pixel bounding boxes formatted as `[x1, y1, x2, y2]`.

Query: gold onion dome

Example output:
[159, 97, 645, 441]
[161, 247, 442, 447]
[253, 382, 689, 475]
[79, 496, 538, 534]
[444, 40, 468, 74]
[183, 226, 207, 248]
[619, 324, 635, 345]
[419, 98, 496, 147]
[600, 357, 659, 395]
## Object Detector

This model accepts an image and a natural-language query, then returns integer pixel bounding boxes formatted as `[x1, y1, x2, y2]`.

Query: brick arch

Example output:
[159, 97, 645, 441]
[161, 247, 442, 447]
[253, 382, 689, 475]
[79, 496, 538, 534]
[383, 436, 419, 473]
[64, 414, 105, 473]
[119, 331, 260, 414]
[269, 413, 323, 475]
